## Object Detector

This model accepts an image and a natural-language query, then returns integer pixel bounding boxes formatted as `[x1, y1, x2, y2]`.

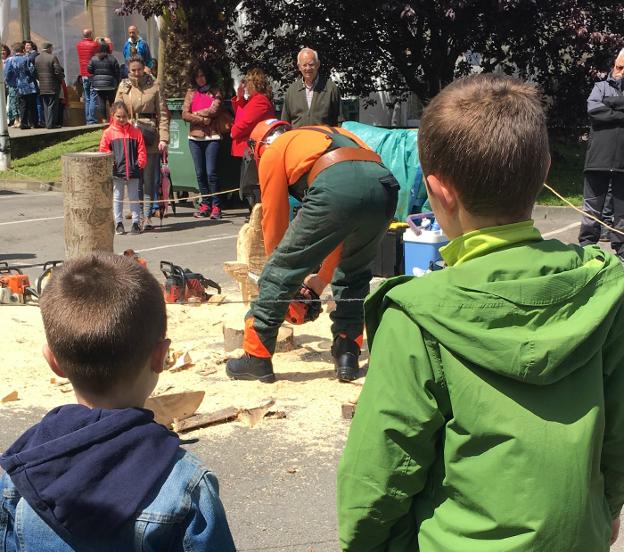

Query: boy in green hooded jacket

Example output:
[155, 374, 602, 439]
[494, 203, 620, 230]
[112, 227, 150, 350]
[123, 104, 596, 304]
[337, 74, 624, 551]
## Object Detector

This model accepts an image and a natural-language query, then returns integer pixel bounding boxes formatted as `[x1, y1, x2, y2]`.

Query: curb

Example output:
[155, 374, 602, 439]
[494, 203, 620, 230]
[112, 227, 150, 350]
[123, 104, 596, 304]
[0, 180, 56, 192]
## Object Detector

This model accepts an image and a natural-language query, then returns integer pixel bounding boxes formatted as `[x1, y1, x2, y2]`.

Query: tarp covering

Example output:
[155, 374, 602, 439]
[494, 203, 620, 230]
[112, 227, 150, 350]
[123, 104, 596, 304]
[342, 121, 426, 221]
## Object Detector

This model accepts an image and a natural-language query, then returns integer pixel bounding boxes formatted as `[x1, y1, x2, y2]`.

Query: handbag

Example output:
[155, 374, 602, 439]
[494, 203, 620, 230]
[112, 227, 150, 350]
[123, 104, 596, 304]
[212, 108, 234, 135]
[239, 147, 259, 200]
[128, 97, 158, 146]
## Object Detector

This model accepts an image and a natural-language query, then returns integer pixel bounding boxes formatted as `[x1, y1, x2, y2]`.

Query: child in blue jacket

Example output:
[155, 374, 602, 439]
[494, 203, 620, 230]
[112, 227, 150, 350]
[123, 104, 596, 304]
[0, 253, 236, 551]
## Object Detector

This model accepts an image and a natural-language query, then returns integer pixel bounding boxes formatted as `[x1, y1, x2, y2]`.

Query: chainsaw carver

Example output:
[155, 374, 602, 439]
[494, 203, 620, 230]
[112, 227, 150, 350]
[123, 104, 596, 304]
[226, 120, 399, 383]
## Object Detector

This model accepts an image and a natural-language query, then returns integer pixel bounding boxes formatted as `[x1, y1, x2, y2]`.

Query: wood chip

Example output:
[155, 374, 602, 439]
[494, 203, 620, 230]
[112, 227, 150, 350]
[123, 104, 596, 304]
[169, 351, 193, 373]
[1, 391, 18, 403]
[208, 294, 226, 304]
[238, 399, 276, 428]
[145, 390, 205, 428]
[173, 406, 239, 433]
[265, 410, 287, 419]
[287, 466, 298, 474]
[341, 403, 356, 419]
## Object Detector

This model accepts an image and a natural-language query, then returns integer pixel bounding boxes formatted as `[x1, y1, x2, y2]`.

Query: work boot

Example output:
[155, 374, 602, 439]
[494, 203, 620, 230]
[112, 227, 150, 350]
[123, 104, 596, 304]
[226, 353, 275, 383]
[331, 335, 360, 381]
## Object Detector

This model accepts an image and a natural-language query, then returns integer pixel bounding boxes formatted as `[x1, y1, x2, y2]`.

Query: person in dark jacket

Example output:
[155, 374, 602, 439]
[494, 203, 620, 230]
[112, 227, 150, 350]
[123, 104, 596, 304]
[579, 48, 624, 258]
[88, 39, 120, 123]
[99, 102, 147, 235]
[281, 47, 342, 128]
[34, 42, 64, 129]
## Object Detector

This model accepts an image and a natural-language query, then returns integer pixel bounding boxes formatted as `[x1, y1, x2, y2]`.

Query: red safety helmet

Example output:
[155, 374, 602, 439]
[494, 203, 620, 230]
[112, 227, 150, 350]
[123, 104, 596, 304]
[248, 119, 292, 162]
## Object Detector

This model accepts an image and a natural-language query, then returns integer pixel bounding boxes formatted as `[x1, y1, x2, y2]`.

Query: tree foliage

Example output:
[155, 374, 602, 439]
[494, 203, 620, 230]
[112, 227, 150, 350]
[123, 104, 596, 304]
[230, 1, 624, 126]
[117, 1, 624, 124]
[117, 0, 238, 97]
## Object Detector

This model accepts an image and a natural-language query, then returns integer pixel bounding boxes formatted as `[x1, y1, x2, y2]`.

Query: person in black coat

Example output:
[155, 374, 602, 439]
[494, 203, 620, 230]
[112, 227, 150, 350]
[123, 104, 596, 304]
[578, 48, 624, 259]
[34, 42, 64, 128]
[87, 40, 120, 122]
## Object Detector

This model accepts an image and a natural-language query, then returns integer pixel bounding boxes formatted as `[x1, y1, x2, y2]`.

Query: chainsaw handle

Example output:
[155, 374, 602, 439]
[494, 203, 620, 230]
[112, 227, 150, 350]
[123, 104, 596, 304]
[0, 261, 23, 274]
[201, 278, 221, 295]
[160, 261, 185, 281]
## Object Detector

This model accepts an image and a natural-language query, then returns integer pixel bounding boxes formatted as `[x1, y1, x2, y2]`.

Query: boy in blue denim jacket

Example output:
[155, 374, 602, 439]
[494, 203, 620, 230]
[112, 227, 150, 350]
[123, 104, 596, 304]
[0, 253, 235, 551]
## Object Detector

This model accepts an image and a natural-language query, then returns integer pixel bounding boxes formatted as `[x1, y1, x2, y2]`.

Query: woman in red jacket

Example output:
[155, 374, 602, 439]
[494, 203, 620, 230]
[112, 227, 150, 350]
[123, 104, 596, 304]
[231, 68, 275, 210]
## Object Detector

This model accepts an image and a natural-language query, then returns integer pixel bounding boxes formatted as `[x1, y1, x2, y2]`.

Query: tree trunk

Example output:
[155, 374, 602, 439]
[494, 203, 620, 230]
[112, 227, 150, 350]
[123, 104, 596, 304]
[62, 152, 114, 259]
[18, 0, 30, 41]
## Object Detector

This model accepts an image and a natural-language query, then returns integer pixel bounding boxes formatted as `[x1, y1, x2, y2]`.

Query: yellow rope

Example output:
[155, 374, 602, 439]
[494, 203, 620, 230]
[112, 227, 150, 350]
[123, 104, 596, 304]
[542, 183, 624, 237]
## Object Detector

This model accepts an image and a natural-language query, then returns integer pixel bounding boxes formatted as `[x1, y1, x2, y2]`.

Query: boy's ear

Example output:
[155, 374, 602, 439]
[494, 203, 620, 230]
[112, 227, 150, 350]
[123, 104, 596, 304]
[43, 343, 66, 378]
[150, 338, 171, 375]
[425, 174, 459, 215]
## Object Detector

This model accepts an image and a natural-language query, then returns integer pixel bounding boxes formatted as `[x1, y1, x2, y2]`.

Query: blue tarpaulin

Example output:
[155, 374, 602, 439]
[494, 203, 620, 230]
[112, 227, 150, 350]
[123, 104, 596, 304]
[342, 122, 427, 221]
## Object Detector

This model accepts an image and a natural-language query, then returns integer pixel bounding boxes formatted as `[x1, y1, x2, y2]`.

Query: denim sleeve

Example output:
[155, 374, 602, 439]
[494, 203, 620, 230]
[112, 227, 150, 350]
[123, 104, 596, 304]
[183, 471, 236, 551]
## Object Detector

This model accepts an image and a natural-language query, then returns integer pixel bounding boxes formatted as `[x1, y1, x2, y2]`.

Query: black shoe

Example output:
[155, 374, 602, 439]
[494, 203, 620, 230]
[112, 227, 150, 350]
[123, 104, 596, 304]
[115, 222, 125, 235]
[130, 222, 141, 235]
[331, 335, 360, 381]
[226, 353, 275, 383]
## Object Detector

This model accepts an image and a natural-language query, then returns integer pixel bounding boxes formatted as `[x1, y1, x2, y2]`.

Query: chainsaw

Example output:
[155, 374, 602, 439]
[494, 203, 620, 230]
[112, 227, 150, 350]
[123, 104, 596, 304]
[160, 261, 221, 304]
[0, 262, 35, 304]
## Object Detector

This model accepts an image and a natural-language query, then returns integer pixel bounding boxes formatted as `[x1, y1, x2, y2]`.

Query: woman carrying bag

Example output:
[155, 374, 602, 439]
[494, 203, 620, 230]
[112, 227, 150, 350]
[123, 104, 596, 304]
[115, 55, 169, 230]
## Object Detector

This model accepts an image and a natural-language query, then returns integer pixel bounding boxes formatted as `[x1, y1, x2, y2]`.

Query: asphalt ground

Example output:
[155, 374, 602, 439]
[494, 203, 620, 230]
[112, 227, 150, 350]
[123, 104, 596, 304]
[1, 187, 623, 550]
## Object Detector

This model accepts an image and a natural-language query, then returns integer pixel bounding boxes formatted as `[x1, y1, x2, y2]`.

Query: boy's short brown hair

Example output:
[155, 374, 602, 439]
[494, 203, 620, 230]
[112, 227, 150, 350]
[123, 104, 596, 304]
[418, 74, 549, 219]
[39, 253, 166, 394]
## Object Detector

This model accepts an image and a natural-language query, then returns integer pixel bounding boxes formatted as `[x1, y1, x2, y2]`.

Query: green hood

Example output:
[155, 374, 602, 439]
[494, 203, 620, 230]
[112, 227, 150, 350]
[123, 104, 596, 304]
[367, 231, 624, 386]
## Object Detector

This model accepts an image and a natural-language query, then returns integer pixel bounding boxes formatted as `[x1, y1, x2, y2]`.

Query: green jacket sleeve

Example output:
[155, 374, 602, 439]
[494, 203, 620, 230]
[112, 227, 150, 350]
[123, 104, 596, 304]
[337, 305, 449, 551]
[602, 301, 624, 518]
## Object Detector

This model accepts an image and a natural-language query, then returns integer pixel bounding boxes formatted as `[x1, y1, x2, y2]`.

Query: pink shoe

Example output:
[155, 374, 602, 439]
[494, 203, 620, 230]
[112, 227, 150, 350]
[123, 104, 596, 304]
[193, 203, 210, 218]
[210, 207, 222, 220]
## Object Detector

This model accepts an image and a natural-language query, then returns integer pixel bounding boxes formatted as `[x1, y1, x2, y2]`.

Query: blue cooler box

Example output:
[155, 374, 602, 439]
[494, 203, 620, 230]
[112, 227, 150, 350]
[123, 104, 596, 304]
[404, 227, 449, 276]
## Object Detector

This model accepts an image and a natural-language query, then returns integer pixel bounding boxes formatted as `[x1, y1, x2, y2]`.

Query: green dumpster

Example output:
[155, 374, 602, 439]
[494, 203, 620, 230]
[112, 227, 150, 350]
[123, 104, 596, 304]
[166, 98, 198, 192]
[166, 98, 241, 199]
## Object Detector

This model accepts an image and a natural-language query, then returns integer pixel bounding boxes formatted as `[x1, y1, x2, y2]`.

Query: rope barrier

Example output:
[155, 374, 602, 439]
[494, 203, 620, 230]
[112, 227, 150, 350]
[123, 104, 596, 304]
[542, 183, 624, 237]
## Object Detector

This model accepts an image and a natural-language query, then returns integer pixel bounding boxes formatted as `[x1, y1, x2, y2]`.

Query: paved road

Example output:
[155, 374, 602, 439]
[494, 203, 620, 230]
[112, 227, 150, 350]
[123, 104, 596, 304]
[0, 188, 246, 289]
[1, 188, 623, 550]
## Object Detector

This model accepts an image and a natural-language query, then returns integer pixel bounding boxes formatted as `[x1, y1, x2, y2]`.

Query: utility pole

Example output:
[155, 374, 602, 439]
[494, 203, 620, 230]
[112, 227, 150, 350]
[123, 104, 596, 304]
[0, 0, 11, 170]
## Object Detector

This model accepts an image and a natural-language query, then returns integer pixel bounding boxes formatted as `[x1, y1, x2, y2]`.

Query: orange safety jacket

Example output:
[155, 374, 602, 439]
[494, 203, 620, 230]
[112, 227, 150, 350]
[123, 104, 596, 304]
[257, 126, 372, 285]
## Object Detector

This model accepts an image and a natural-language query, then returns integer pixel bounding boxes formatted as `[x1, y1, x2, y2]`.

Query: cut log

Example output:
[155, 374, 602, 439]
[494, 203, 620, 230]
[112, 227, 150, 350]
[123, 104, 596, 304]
[173, 407, 239, 433]
[145, 391, 205, 428]
[62, 152, 114, 259]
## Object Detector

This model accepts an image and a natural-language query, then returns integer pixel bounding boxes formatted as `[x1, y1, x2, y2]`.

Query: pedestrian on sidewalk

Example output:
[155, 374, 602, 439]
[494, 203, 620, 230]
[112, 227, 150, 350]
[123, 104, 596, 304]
[2, 44, 19, 127]
[182, 62, 232, 220]
[4, 42, 38, 130]
[99, 101, 146, 236]
[35, 42, 64, 129]
[88, 39, 120, 123]
[123, 25, 153, 70]
[0, 252, 236, 551]
[337, 74, 624, 552]
[75, 29, 102, 125]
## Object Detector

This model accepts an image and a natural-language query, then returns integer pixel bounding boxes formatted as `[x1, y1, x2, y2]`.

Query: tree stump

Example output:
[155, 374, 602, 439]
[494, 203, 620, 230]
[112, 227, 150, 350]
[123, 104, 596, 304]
[62, 152, 114, 259]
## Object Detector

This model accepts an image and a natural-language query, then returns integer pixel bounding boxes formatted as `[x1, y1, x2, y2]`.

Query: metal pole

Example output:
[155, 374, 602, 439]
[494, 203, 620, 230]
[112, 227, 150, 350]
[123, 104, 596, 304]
[0, 0, 11, 170]
[60, 0, 68, 77]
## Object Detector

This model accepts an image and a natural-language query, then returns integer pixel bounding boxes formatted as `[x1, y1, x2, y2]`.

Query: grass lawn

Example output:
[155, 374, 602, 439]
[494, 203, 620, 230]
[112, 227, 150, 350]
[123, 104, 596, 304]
[0, 129, 585, 206]
[0, 130, 101, 183]
[539, 141, 585, 207]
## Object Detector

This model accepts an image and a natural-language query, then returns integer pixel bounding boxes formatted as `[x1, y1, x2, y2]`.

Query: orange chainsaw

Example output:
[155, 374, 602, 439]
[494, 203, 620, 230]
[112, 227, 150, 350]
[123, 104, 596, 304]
[0, 262, 35, 304]
[161, 261, 221, 304]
